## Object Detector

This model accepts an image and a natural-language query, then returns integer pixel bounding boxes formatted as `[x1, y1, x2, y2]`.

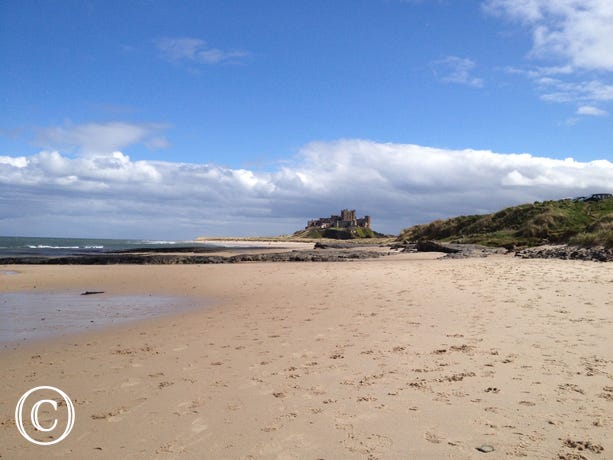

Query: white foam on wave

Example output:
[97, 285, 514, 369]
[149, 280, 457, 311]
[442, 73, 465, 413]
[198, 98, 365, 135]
[27, 245, 80, 249]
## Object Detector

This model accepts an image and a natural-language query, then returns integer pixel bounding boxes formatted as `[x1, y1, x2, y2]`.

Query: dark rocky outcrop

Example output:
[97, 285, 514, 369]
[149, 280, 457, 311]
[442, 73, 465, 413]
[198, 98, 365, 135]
[515, 245, 613, 262]
[314, 242, 364, 249]
[392, 240, 506, 258]
[415, 241, 460, 253]
[0, 249, 386, 265]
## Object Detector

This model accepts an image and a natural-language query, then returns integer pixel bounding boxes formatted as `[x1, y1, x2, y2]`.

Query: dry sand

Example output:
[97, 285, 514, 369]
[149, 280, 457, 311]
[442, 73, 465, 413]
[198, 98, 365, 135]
[1, 254, 612, 459]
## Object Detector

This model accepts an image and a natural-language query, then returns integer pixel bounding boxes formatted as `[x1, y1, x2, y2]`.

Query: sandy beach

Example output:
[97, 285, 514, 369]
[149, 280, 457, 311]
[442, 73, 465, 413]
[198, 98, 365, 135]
[1, 254, 612, 459]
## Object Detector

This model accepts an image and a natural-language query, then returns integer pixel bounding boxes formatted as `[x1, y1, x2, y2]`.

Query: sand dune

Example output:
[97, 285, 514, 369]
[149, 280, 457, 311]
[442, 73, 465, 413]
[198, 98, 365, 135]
[1, 254, 612, 458]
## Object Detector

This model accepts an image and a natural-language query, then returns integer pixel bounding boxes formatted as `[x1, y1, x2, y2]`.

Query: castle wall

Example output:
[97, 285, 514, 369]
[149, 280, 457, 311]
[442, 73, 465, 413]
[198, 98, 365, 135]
[306, 210, 371, 229]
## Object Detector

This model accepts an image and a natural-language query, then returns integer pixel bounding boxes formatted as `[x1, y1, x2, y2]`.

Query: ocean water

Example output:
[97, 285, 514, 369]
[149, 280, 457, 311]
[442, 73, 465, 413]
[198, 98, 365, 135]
[0, 236, 217, 257]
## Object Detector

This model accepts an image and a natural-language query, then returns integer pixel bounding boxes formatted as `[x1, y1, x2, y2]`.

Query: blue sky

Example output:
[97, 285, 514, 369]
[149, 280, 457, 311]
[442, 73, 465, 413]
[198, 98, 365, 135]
[1, 0, 612, 238]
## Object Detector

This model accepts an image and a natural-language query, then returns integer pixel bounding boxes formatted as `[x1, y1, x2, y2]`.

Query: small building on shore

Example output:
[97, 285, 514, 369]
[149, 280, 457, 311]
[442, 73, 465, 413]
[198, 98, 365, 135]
[306, 209, 371, 230]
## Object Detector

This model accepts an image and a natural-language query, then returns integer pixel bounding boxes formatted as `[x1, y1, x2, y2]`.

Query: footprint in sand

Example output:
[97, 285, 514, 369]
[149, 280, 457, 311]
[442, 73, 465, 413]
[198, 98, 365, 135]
[156, 442, 185, 454]
[120, 377, 141, 388]
[91, 406, 128, 422]
[176, 398, 206, 415]
[424, 431, 442, 444]
[599, 386, 613, 401]
[337, 422, 393, 457]
[561, 438, 604, 455]
[518, 400, 536, 406]
[190, 417, 208, 433]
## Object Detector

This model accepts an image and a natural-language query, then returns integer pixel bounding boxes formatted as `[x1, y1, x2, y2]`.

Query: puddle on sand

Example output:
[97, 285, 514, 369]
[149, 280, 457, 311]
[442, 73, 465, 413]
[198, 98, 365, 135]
[0, 270, 19, 275]
[0, 292, 206, 345]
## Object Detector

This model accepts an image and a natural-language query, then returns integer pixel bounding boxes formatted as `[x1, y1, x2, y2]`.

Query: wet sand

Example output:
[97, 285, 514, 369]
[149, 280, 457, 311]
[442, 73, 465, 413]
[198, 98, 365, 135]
[0, 292, 201, 345]
[1, 255, 612, 458]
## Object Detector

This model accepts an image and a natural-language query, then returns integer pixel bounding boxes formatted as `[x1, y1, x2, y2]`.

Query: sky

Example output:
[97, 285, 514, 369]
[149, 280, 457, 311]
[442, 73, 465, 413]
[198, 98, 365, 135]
[1, 0, 612, 238]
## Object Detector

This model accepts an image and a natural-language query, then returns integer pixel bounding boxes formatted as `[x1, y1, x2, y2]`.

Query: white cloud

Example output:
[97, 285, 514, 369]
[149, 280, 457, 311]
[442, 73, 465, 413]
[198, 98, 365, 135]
[486, 0, 613, 110]
[577, 105, 609, 116]
[484, 0, 613, 72]
[2, 139, 612, 238]
[536, 77, 613, 103]
[0, 156, 28, 168]
[432, 56, 484, 88]
[156, 38, 248, 65]
[35, 122, 169, 156]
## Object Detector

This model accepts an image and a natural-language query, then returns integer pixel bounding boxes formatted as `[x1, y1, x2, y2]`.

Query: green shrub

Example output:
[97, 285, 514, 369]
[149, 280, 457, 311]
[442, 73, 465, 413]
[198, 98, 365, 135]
[398, 197, 613, 248]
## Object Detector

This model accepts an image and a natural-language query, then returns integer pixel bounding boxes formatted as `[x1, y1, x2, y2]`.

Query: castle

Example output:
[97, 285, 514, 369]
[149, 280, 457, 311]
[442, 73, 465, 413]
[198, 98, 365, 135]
[306, 209, 371, 230]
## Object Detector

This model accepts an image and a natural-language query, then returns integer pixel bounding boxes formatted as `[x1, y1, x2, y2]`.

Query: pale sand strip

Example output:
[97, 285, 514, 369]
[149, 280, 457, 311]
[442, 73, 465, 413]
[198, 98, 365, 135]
[1, 255, 612, 459]
[195, 239, 315, 249]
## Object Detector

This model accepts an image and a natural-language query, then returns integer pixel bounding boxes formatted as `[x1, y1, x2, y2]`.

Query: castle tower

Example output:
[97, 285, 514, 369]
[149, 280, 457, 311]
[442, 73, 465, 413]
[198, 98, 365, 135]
[341, 209, 356, 222]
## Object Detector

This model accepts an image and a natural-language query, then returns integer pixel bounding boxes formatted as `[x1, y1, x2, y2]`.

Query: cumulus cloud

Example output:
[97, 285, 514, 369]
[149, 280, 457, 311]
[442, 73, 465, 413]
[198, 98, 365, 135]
[484, 0, 613, 72]
[35, 122, 169, 156]
[2, 139, 612, 238]
[431, 56, 484, 88]
[485, 0, 613, 109]
[156, 37, 248, 65]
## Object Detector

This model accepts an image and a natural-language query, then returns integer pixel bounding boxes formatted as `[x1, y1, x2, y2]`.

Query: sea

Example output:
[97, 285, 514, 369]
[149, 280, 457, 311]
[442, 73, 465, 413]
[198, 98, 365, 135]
[0, 236, 220, 258]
